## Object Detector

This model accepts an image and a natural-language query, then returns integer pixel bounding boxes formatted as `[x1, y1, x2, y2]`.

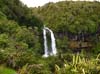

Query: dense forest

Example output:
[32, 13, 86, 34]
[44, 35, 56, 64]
[32, 1, 100, 53]
[0, 0, 100, 74]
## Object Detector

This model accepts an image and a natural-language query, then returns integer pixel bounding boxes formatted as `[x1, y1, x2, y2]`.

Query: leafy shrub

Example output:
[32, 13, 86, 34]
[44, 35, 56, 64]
[0, 34, 9, 48]
[54, 53, 100, 74]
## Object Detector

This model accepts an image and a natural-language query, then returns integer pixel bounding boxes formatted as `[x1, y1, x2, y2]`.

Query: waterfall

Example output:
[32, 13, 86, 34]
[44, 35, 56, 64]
[43, 28, 49, 57]
[43, 26, 57, 57]
[45, 27, 57, 55]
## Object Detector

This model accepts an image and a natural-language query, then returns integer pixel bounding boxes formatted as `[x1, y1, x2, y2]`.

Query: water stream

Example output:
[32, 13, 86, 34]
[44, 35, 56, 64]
[43, 26, 57, 57]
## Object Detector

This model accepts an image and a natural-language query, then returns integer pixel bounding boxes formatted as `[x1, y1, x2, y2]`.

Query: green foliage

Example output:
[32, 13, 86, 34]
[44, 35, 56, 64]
[0, 11, 7, 19]
[0, 66, 16, 74]
[0, 34, 9, 48]
[0, 0, 43, 28]
[93, 42, 100, 53]
[0, 11, 42, 70]
[0, 20, 19, 35]
[0, 1, 100, 74]
[32, 1, 100, 34]
[54, 53, 100, 74]
[57, 36, 68, 52]
[32, 1, 100, 53]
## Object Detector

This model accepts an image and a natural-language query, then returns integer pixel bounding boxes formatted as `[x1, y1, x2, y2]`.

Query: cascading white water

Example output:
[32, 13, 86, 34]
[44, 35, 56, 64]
[43, 26, 57, 57]
[43, 28, 49, 57]
[45, 27, 57, 55]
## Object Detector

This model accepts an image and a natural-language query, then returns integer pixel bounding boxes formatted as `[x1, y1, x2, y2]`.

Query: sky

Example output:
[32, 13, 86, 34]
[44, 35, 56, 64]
[20, 0, 98, 7]
[20, 0, 65, 7]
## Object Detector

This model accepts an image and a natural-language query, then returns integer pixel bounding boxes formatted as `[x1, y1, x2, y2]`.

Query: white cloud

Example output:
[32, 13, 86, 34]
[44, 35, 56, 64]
[20, 0, 65, 7]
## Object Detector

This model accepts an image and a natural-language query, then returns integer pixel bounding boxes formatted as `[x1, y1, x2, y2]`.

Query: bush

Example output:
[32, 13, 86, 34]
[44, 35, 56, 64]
[54, 53, 100, 74]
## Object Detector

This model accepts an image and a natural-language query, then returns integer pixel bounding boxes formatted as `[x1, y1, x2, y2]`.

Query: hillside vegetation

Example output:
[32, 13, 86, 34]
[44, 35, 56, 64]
[0, 0, 100, 74]
[32, 1, 100, 53]
[32, 1, 100, 33]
